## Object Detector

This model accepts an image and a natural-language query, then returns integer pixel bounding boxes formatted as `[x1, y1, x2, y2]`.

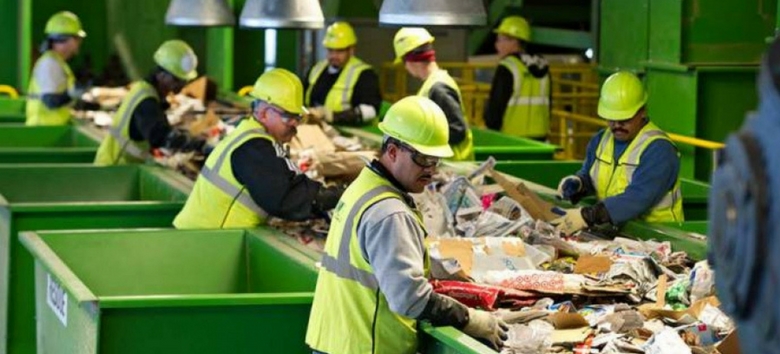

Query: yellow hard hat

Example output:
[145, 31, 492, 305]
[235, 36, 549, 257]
[154, 40, 198, 81]
[379, 96, 453, 158]
[494, 16, 530, 42]
[45, 11, 86, 38]
[393, 27, 435, 64]
[598, 71, 648, 121]
[250, 68, 306, 115]
[323, 22, 357, 49]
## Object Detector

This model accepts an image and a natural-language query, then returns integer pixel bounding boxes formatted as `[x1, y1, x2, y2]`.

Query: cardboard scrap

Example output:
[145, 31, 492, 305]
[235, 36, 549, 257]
[187, 109, 220, 136]
[713, 330, 741, 354]
[290, 125, 336, 153]
[574, 255, 614, 275]
[488, 169, 559, 221]
[314, 151, 376, 180]
[431, 237, 530, 278]
[638, 296, 721, 323]
[547, 312, 591, 329]
[551, 327, 592, 345]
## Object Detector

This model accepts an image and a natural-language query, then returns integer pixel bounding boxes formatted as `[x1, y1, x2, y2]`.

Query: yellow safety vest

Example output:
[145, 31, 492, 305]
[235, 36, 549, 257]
[93, 81, 156, 166]
[418, 70, 475, 161]
[306, 167, 429, 354]
[305, 57, 372, 112]
[26, 51, 75, 126]
[173, 118, 275, 229]
[498, 55, 550, 139]
[589, 122, 684, 223]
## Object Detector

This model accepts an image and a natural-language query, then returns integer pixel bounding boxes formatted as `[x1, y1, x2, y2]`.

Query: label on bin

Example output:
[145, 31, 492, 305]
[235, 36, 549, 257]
[46, 273, 68, 327]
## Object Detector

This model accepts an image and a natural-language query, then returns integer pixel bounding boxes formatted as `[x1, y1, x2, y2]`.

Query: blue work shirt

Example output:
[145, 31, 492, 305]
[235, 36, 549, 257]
[576, 128, 680, 224]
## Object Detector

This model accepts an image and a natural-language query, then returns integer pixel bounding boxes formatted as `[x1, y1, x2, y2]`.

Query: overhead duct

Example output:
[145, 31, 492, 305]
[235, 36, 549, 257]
[165, 0, 236, 27]
[379, 0, 487, 27]
[239, 0, 325, 29]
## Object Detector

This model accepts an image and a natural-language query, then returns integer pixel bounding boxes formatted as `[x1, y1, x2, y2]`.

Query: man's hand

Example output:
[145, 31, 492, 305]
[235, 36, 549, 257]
[557, 175, 583, 204]
[550, 207, 587, 236]
[462, 308, 509, 350]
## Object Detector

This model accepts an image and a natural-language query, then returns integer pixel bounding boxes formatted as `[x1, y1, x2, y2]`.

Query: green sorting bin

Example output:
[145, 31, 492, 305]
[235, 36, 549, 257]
[488, 161, 710, 221]
[19, 228, 318, 353]
[337, 126, 558, 161]
[0, 164, 192, 354]
[0, 125, 100, 163]
[0, 97, 25, 124]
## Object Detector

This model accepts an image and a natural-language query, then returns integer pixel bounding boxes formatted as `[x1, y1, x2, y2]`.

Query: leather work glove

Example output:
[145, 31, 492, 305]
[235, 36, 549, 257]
[557, 175, 583, 204]
[307, 106, 333, 124]
[550, 207, 588, 236]
[462, 308, 509, 350]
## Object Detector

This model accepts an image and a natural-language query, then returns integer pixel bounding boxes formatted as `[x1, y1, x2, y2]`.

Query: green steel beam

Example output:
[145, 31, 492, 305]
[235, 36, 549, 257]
[19, 0, 32, 92]
[322, 0, 378, 21]
[531, 26, 593, 50]
[206, 0, 235, 91]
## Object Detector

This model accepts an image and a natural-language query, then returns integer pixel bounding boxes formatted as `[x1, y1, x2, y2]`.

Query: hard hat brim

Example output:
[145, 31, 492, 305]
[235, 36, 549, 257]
[598, 99, 646, 121]
[493, 28, 529, 41]
[409, 142, 454, 158]
[77, 30, 86, 38]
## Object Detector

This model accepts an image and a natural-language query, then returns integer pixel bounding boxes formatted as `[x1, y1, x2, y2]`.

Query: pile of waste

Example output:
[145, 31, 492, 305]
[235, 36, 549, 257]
[415, 160, 735, 354]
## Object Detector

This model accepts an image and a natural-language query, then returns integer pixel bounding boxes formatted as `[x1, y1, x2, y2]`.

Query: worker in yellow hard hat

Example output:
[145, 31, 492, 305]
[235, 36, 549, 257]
[304, 22, 382, 125]
[94, 40, 207, 166]
[392, 27, 475, 161]
[552, 71, 684, 235]
[173, 68, 344, 229]
[485, 16, 551, 140]
[26, 11, 96, 126]
[307, 96, 508, 354]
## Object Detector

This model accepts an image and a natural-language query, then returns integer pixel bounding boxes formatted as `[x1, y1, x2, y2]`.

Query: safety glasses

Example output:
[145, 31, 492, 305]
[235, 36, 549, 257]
[252, 100, 305, 124]
[395, 141, 440, 168]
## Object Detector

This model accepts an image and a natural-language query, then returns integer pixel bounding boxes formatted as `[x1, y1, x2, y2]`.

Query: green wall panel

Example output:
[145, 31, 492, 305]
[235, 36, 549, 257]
[645, 68, 697, 179]
[599, 0, 649, 71]
[648, 0, 682, 63]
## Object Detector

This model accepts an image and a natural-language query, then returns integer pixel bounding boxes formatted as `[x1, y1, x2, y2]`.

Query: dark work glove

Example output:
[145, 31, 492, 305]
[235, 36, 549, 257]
[73, 99, 101, 111]
[164, 129, 206, 153]
[313, 185, 345, 213]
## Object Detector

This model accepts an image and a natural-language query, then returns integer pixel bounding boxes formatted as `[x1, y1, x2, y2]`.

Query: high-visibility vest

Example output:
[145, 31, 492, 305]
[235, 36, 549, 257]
[418, 69, 475, 161]
[26, 51, 75, 126]
[93, 81, 156, 166]
[589, 122, 684, 222]
[173, 118, 276, 229]
[498, 55, 550, 139]
[305, 57, 371, 112]
[306, 167, 429, 354]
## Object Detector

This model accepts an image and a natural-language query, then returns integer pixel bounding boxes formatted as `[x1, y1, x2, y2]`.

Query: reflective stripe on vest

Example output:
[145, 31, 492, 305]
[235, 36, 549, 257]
[588, 123, 684, 222]
[305, 58, 371, 112]
[319, 184, 397, 290]
[199, 128, 270, 219]
[417, 70, 475, 161]
[25, 51, 75, 126]
[109, 90, 152, 161]
[499, 55, 551, 138]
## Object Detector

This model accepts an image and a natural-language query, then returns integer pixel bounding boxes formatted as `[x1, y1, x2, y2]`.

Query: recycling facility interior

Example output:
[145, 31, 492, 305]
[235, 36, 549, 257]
[0, 0, 775, 353]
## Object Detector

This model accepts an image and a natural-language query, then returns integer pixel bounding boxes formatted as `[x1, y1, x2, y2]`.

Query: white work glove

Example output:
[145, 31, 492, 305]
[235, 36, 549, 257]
[462, 308, 509, 350]
[556, 175, 583, 202]
[307, 106, 333, 123]
[550, 207, 587, 236]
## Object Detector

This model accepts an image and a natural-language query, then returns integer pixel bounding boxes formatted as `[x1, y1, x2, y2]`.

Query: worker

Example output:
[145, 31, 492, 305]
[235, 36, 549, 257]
[306, 96, 507, 353]
[93, 40, 206, 166]
[708, 35, 780, 354]
[484, 16, 551, 141]
[392, 27, 475, 161]
[173, 69, 344, 229]
[304, 22, 382, 125]
[26, 11, 92, 126]
[552, 71, 683, 235]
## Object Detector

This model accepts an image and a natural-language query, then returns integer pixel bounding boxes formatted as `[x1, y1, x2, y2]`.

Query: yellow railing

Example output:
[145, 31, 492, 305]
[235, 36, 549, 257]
[0, 85, 19, 99]
[237, 85, 253, 97]
[551, 109, 725, 160]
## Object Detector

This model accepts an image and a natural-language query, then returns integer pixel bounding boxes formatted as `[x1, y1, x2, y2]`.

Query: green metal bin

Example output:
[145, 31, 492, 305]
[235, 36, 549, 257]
[19, 228, 318, 353]
[0, 164, 192, 354]
[0, 125, 100, 163]
[0, 97, 25, 124]
[338, 126, 558, 161]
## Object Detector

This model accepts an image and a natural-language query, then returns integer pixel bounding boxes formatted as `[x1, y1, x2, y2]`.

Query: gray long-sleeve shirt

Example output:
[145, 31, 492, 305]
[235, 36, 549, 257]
[353, 162, 469, 328]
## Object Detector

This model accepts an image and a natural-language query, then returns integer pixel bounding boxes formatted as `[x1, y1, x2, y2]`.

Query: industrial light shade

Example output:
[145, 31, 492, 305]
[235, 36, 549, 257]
[239, 0, 324, 29]
[165, 0, 235, 26]
[379, 0, 487, 27]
